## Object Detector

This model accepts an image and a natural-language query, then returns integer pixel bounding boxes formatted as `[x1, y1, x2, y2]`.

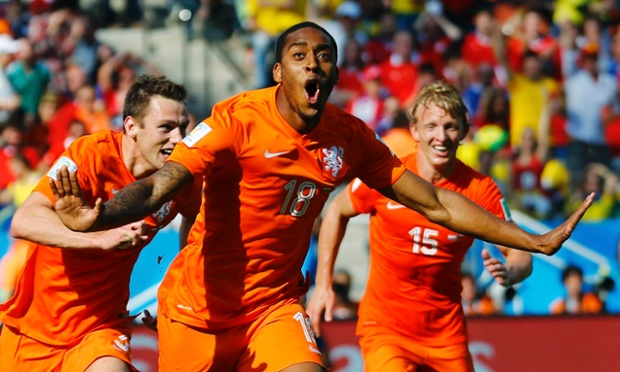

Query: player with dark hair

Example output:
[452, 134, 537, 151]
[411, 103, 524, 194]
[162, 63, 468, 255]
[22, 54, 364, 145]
[0, 75, 201, 371]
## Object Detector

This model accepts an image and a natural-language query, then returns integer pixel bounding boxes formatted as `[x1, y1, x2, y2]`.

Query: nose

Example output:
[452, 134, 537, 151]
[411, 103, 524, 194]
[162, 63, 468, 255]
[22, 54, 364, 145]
[305, 54, 318, 72]
[435, 127, 447, 141]
[170, 127, 184, 144]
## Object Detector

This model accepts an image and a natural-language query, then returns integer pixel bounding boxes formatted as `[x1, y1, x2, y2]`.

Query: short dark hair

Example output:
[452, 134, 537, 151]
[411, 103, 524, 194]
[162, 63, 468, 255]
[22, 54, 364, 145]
[123, 74, 187, 123]
[562, 264, 583, 282]
[274, 21, 338, 63]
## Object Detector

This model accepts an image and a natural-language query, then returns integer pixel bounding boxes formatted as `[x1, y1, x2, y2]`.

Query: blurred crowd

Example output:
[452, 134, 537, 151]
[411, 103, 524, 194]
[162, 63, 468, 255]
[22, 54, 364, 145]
[1, 0, 620, 315]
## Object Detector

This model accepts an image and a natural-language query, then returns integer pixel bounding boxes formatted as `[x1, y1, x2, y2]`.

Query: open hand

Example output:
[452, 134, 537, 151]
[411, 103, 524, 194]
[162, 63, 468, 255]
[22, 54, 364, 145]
[97, 221, 151, 250]
[537, 192, 595, 255]
[305, 286, 335, 337]
[482, 249, 511, 286]
[141, 309, 158, 332]
[49, 165, 102, 232]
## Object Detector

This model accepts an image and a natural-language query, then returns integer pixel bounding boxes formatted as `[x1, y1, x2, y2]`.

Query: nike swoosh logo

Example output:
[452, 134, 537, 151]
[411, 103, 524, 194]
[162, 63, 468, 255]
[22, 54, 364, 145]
[264, 149, 290, 158]
[386, 202, 406, 210]
[309, 345, 322, 355]
[113, 339, 130, 352]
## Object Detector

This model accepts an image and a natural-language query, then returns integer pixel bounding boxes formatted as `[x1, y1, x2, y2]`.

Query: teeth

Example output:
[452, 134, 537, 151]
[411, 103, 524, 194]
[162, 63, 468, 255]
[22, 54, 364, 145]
[433, 146, 447, 151]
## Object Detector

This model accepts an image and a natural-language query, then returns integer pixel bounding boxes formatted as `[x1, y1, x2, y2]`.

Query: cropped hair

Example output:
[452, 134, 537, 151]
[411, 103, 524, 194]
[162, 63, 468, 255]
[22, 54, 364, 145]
[275, 21, 338, 64]
[122, 74, 187, 123]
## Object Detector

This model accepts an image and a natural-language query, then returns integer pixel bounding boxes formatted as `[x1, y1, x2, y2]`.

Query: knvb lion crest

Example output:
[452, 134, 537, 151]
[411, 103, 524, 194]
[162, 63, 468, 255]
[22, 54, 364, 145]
[152, 200, 173, 224]
[321, 146, 344, 177]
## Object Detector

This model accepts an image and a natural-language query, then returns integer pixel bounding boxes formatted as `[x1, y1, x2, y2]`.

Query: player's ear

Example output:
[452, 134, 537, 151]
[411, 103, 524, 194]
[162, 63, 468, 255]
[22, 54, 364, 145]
[273, 63, 282, 83]
[124, 116, 139, 137]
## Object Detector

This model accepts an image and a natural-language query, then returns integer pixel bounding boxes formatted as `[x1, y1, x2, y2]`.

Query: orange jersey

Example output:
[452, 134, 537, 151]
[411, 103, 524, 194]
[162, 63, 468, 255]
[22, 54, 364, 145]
[0, 130, 201, 346]
[352, 152, 509, 347]
[159, 85, 405, 329]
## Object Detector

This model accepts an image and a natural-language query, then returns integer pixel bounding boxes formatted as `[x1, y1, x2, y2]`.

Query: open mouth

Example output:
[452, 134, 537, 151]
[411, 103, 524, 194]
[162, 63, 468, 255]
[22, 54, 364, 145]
[160, 149, 173, 158]
[304, 81, 320, 104]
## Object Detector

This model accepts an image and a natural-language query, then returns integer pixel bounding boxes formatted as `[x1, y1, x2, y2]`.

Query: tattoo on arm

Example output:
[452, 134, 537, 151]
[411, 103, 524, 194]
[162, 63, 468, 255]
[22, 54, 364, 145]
[97, 162, 194, 229]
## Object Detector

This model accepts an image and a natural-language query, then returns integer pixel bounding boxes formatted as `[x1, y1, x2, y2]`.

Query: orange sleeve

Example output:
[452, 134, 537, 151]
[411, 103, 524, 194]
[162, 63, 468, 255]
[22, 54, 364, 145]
[36, 134, 107, 206]
[347, 116, 406, 189]
[348, 178, 380, 215]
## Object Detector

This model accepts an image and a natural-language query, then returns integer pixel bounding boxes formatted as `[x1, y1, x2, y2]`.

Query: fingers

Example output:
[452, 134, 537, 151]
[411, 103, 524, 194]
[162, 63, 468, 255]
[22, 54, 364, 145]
[576, 192, 595, 217]
[306, 302, 322, 336]
[69, 168, 82, 198]
[481, 248, 491, 260]
[50, 177, 61, 200]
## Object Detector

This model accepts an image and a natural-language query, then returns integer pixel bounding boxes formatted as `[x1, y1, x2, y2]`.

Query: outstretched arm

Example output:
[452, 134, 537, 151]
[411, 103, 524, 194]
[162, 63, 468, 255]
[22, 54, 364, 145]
[382, 170, 594, 255]
[306, 188, 359, 336]
[52, 161, 194, 232]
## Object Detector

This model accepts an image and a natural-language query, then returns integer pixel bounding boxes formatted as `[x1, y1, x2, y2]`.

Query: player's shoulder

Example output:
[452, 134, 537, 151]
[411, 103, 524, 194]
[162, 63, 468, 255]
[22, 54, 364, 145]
[320, 103, 372, 138]
[215, 86, 274, 113]
[65, 130, 118, 157]
[453, 159, 498, 189]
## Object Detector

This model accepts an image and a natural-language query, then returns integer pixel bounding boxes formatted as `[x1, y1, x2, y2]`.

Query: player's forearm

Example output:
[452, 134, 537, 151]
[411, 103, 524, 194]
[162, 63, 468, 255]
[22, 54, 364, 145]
[12, 203, 109, 249]
[430, 189, 541, 252]
[314, 207, 350, 289]
[96, 178, 161, 230]
[96, 162, 193, 230]
[389, 172, 540, 253]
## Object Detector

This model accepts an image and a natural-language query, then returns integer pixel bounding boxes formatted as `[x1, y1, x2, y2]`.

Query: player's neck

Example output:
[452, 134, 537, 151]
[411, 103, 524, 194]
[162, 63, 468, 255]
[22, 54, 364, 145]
[416, 155, 454, 184]
[121, 135, 158, 179]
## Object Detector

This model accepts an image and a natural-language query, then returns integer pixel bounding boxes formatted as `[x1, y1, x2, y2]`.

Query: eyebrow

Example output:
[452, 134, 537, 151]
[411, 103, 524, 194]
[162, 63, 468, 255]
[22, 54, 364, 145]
[288, 41, 333, 54]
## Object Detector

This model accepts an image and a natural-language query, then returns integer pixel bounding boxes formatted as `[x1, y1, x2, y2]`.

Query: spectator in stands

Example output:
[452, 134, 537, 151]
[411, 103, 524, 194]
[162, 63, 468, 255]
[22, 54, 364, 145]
[565, 163, 618, 222]
[316, 0, 365, 68]
[413, 1, 462, 77]
[97, 50, 160, 129]
[329, 38, 365, 109]
[504, 6, 560, 79]
[565, 43, 617, 185]
[21, 91, 59, 163]
[461, 272, 497, 316]
[469, 67, 507, 130]
[540, 158, 571, 220]
[377, 29, 419, 109]
[244, 0, 308, 88]
[0, 152, 44, 208]
[0, 34, 20, 126]
[65, 14, 101, 84]
[550, 264, 603, 315]
[461, 7, 498, 74]
[345, 65, 384, 132]
[44, 83, 110, 167]
[495, 27, 559, 150]
[331, 269, 358, 320]
[362, 9, 396, 66]
[511, 127, 551, 219]
[0, 120, 40, 190]
[6, 37, 51, 121]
